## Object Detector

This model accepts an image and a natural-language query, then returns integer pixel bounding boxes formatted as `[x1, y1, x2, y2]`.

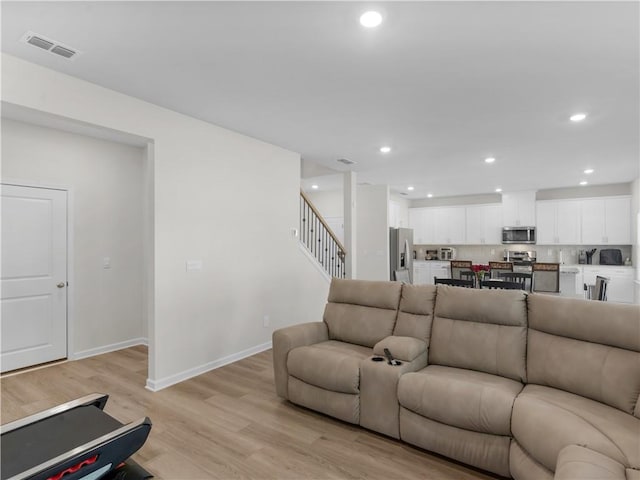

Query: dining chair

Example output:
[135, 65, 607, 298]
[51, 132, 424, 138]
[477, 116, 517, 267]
[488, 261, 513, 279]
[459, 270, 476, 287]
[498, 272, 533, 292]
[434, 278, 475, 288]
[480, 279, 524, 290]
[531, 263, 560, 293]
[594, 275, 610, 301]
[450, 261, 473, 280]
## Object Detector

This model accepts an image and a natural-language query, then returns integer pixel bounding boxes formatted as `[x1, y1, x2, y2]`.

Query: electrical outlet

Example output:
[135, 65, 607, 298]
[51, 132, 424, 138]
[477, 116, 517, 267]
[490, 249, 496, 255]
[263, 315, 270, 327]
[547, 249, 553, 256]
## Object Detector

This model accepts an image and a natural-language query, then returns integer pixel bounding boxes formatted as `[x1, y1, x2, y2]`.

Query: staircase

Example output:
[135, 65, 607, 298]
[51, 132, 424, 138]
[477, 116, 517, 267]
[300, 191, 346, 278]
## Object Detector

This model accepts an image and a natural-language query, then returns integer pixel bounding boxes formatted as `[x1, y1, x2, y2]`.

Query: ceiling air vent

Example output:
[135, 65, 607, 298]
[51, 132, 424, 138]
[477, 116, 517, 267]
[337, 158, 356, 165]
[51, 45, 76, 58]
[21, 31, 80, 60]
[26, 35, 54, 50]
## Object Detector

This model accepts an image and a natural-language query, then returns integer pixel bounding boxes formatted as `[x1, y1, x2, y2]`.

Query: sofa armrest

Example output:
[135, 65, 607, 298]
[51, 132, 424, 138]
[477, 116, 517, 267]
[272, 322, 329, 399]
[373, 336, 427, 363]
[555, 445, 626, 480]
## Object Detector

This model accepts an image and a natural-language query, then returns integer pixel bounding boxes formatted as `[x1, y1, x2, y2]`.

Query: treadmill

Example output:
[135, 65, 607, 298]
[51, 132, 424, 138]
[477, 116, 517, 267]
[1, 393, 152, 480]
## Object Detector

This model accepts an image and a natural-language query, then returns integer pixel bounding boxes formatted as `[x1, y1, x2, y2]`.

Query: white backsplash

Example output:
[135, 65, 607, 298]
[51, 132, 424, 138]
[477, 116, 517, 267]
[414, 244, 632, 265]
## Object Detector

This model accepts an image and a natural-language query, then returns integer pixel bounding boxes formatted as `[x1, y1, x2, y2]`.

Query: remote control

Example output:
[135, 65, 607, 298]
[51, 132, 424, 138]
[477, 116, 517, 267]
[383, 348, 394, 365]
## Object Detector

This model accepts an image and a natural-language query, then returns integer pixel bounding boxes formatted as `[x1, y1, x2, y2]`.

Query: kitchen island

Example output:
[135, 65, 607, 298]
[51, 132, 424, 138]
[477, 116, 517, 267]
[413, 261, 636, 303]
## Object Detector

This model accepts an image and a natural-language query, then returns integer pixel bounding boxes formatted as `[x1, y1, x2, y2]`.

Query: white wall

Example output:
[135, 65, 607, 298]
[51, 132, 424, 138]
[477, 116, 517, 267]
[356, 185, 389, 281]
[1, 53, 329, 389]
[305, 188, 344, 243]
[305, 189, 343, 218]
[2, 119, 146, 355]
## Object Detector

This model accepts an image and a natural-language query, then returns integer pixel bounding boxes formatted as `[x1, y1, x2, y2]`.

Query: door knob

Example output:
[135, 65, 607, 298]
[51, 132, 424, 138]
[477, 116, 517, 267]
[57, 282, 66, 288]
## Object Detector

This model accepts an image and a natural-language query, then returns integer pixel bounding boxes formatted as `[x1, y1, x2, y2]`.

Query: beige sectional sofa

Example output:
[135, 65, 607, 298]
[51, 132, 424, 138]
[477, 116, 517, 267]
[272, 278, 640, 479]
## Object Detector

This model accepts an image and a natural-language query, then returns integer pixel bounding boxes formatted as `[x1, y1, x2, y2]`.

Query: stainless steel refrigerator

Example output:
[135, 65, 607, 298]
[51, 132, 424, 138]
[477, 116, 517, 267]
[389, 228, 414, 283]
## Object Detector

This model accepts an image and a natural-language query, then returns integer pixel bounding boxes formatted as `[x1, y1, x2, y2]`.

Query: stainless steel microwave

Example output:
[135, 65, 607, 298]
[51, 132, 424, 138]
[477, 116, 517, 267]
[502, 226, 536, 244]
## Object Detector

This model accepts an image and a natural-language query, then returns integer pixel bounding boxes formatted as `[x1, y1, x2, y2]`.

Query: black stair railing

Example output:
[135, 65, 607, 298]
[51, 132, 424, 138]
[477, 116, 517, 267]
[300, 190, 346, 278]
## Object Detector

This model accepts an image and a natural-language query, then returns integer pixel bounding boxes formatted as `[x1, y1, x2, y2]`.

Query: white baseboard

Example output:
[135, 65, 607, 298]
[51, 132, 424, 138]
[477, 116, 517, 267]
[145, 341, 272, 392]
[71, 337, 148, 361]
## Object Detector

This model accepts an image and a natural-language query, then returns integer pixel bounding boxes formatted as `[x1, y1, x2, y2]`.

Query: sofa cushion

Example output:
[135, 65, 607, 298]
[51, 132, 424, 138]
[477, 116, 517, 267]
[510, 441, 553, 480]
[555, 445, 627, 480]
[400, 407, 512, 477]
[528, 293, 640, 351]
[429, 286, 528, 382]
[393, 284, 436, 342]
[323, 278, 401, 347]
[327, 277, 402, 310]
[287, 341, 371, 394]
[398, 365, 523, 435]
[527, 329, 640, 415]
[512, 384, 640, 472]
[527, 294, 640, 415]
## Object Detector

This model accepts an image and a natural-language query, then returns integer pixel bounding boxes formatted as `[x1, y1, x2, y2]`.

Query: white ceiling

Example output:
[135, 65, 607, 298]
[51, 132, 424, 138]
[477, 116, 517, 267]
[2, 1, 638, 199]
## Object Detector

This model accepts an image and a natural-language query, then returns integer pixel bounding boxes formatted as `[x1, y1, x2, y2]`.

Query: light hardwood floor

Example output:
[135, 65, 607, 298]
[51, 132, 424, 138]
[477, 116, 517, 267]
[1, 347, 498, 479]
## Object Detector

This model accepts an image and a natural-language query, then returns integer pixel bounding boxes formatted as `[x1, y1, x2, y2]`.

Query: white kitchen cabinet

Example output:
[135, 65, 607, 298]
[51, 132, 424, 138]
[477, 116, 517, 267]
[413, 261, 430, 285]
[536, 200, 581, 244]
[409, 208, 435, 244]
[410, 206, 465, 245]
[431, 261, 450, 282]
[581, 196, 631, 245]
[434, 207, 466, 244]
[502, 191, 536, 227]
[582, 266, 635, 303]
[389, 200, 409, 228]
[604, 197, 631, 244]
[413, 261, 450, 285]
[466, 204, 502, 244]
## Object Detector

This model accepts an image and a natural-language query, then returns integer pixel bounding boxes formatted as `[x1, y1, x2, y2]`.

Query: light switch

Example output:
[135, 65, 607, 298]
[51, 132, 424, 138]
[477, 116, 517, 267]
[103, 257, 111, 269]
[186, 260, 203, 272]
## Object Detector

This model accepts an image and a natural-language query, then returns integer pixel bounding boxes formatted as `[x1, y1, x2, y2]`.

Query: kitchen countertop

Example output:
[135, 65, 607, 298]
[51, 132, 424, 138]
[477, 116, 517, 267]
[413, 260, 634, 268]
[560, 264, 634, 268]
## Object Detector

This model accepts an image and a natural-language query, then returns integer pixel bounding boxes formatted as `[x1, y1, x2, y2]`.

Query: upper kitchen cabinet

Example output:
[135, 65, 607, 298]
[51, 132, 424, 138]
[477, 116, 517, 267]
[502, 191, 536, 227]
[466, 204, 502, 244]
[581, 196, 631, 245]
[536, 200, 581, 244]
[389, 199, 409, 228]
[434, 207, 466, 244]
[409, 208, 435, 244]
[409, 206, 465, 244]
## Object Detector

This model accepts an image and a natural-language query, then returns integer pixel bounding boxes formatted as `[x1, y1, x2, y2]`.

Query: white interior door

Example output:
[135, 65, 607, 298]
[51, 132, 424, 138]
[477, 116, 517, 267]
[1, 184, 68, 373]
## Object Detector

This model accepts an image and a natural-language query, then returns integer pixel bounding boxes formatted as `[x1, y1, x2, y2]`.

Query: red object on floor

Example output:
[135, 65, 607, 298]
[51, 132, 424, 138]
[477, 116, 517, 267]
[46, 455, 98, 480]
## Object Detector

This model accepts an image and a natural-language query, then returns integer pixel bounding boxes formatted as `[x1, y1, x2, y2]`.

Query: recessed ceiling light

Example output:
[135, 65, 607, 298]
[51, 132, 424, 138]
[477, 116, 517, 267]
[311, 184, 319, 189]
[380, 146, 391, 154]
[427, 193, 433, 198]
[407, 186, 415, 191]
[579, 181, 588, 186]
[570, 113, 587, 122]
[485, 157, 496, 164]
[584, 168, 594, 174]
[495, 188, 503, 193]
[360, 11, 382, 28]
